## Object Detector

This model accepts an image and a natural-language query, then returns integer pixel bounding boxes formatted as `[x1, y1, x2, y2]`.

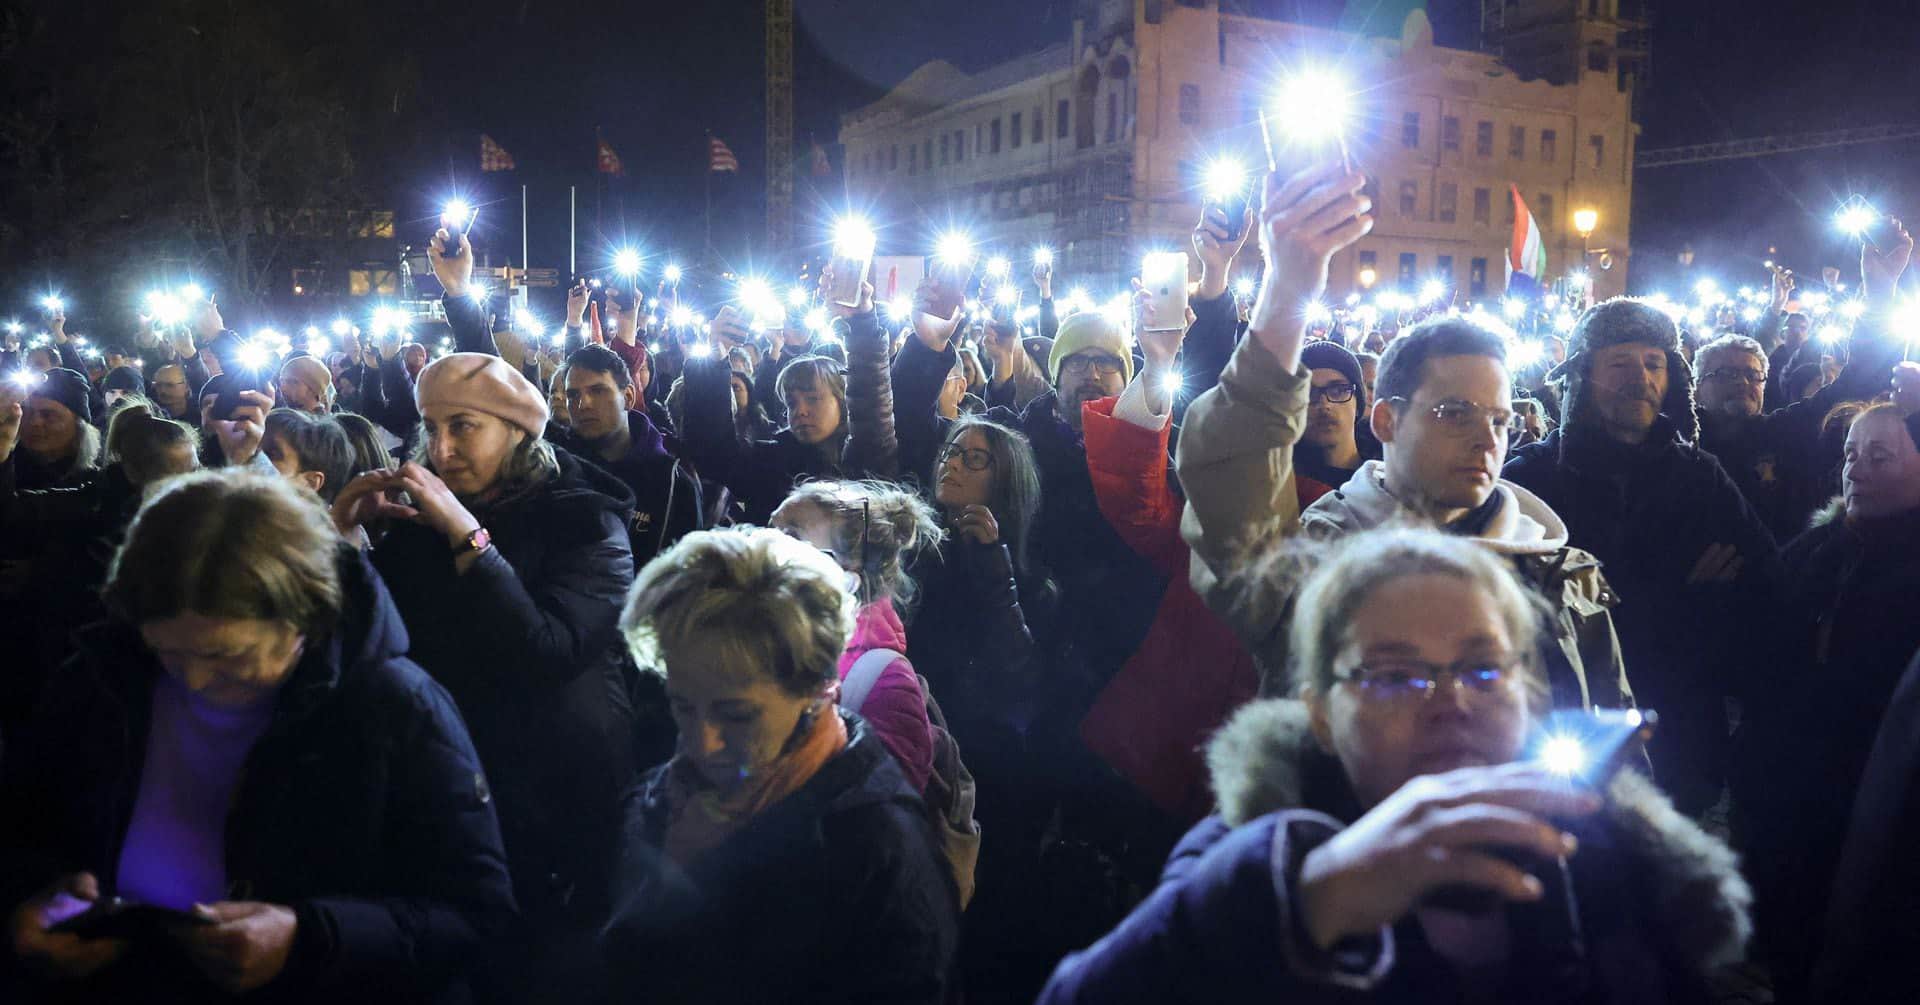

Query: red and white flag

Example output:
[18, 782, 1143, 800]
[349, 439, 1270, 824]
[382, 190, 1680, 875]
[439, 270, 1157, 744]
[480, 134, 516, 172]
[597, 134, 625, 176]
[809, 141, 832, 177]
[709, 136, 739, 173]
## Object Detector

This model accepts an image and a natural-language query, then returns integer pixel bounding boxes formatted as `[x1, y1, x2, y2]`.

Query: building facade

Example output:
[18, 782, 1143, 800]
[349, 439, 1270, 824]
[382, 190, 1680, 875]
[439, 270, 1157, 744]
[840, 0, 1640, 301]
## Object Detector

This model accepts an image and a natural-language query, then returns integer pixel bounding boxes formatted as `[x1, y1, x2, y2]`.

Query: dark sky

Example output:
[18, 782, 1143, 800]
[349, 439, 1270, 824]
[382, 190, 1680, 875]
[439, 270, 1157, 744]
[421, 0, 1920, 301]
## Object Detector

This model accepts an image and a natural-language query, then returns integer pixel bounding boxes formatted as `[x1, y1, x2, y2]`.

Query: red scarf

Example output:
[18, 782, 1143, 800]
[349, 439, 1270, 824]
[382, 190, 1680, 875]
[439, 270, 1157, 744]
[663, 710, 848, 864]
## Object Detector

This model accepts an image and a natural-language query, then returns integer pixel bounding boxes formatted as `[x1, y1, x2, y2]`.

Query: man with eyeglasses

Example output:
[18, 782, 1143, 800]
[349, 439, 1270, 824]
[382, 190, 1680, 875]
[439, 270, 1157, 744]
[1294, 341, 1374, 493]
[1693, 323, 1905, 541]
[1177, 161, 1627, 727]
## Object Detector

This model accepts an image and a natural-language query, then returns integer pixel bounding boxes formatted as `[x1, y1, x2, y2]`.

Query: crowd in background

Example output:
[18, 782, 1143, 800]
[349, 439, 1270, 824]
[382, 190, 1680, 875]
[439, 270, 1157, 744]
[4, 155, 1920, 1004]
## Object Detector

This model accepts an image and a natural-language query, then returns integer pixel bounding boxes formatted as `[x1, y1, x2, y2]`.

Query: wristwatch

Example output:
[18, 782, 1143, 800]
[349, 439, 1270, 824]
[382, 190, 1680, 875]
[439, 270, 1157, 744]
[456, 527, 493, 555]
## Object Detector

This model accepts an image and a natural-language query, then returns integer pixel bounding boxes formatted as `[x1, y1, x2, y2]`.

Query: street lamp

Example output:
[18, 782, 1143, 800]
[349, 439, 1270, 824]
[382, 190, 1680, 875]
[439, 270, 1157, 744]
[1573, 208, 1598, 241]
[1357, 267, 1378, 289]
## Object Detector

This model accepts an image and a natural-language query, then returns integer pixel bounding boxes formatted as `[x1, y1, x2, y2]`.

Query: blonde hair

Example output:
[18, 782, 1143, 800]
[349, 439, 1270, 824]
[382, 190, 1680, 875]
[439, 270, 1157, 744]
[102, 469, 343, 634]
[105, 398, 200, 487]
[1288, 529, 1549, 706]
[623, 527, 855, 697]
[780, 479, 944, 607]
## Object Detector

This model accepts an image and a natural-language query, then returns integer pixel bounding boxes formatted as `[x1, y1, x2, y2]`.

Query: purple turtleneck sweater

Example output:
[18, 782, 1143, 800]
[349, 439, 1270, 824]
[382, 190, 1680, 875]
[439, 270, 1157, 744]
[115, 673, 275, 909]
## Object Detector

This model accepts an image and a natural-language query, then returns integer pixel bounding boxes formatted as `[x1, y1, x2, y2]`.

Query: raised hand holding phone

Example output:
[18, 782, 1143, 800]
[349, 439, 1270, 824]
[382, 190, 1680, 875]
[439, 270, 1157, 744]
[1247, 162, 1373, 369]
[429, 228, 474, 299]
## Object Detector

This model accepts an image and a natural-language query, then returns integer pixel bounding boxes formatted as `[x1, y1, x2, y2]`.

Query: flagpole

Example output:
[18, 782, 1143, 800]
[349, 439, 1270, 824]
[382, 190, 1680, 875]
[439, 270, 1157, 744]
[569, 186, 577, 277]
[704, 133, 714, 261]
[521, 184, 529, 276]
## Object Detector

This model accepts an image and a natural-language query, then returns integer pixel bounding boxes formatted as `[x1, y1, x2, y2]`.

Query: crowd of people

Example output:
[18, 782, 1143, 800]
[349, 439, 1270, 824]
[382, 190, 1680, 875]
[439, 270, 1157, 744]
[4, 150, 1920, 1004]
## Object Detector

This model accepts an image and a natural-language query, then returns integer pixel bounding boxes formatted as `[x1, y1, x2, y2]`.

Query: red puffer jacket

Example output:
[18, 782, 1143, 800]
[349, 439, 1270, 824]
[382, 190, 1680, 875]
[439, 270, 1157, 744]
[1077, 397, 1328, 822]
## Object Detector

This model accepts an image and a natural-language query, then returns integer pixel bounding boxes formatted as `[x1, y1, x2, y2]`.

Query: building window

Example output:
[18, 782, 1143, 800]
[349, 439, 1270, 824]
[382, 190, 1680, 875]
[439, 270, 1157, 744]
[1011, 112, 1024, 149]
[1401, 112, 1420, 149]
[1438, 182, 1458, 223]
[1473, 187, 1491, 225]
[923, 139, 932, 168]
[291, 269, 320, 296]
[889, 145, 897, 171]
[348, 269, 397, 297]
[954, 130, 965, 162]
[1475, 121, 1493, 158]
[1589, 134, 1605, 169]
[991, 118, 1002, 154]
[1437, 255, 1454, 283]
[1057, 99, 1071, 139]
[1179, 83, 1201, 125]
[1358, 249, 1377, 280]
[1509, 126, 1526, 160]
[939, 134, 949, 165]
[1106, 93, 1118, 143]
[1032, 107, 1042, 143]
[1538, 194, 1554, 230]
[1588, 45, 1609, 72]
[908, 144, 917, 175]
[1470, 258, 1488, 298]
[1398, 180, 1418, 217]
[1541, 129, 1557, 163]
[975, 123, 983, 154]
[1442, 116, 1460, 152]
[1398, 253, 1417, 285]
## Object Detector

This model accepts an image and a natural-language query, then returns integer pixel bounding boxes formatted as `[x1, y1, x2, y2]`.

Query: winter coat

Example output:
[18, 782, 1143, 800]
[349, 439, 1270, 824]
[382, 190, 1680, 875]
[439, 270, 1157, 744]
[0, 548, 515, 1004]
[369, 447, 637, 916]
[1079, 393, 1259, 822]
[600, 712, 959, 1004]
[679, 353, 843, 524]
[1037, 699, 1752, 1004]
[894, 335, 1165, 722]
[840, 600, 935, 793]
[1504, 420, 1781, 815]
[1813, 646, 1920, 1002]
[1731, 505, 1920, 999]
[1697, 320, 1901, 541]
[549, 409, 704, 568]
[1300, 462, 1634, 713]
[904, 539, 1052, 738]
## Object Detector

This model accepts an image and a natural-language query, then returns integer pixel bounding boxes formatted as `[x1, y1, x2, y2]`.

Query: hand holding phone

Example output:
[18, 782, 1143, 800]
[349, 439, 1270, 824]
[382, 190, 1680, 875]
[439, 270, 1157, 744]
[46, 896, 216, 941]
[1140, 252, 1191, 333]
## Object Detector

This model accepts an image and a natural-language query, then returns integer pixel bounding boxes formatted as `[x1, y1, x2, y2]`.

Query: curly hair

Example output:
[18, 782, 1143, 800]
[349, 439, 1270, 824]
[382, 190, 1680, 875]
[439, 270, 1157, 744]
[780, 479, 945, 607]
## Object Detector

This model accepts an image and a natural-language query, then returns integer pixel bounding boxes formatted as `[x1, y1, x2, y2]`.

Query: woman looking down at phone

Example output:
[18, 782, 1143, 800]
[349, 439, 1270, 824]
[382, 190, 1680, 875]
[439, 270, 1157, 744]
[1039, 529, 1752, 1004]
[0, 471, 513, 1002]
[601, 527, 958, 1003]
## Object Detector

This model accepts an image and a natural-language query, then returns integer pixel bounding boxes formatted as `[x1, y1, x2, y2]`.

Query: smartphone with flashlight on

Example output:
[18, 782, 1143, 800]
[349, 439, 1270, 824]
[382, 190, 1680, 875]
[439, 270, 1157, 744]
[1140, 252, 1191, 332]
[1201, 159, 1252, 241]
[926, 238, 976, 322]
[829, 218, 877, 309]
[440, 201, 477, 259]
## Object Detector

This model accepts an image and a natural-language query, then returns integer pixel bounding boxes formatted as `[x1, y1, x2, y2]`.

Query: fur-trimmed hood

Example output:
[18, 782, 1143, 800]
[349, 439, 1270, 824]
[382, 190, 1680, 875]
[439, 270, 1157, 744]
[1302, 461, 1572, 557]
[1206, 698, 1753, 974]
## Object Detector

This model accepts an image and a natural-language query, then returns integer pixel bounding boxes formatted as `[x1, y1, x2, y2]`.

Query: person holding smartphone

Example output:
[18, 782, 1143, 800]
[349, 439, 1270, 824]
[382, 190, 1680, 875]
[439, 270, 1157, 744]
[1039, 529, 1751, 1003]
[1, 471, 514, 1001]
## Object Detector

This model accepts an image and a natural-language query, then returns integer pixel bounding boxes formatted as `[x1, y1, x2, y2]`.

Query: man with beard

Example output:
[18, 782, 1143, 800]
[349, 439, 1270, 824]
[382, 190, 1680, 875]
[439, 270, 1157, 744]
[1504, 298, 1780, 816]
[1293, 341, 1373, 494]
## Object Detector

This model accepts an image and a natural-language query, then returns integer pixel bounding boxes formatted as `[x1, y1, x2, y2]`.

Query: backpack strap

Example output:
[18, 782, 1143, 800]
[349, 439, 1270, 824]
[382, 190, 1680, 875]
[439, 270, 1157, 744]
[840, 648, 904, 715]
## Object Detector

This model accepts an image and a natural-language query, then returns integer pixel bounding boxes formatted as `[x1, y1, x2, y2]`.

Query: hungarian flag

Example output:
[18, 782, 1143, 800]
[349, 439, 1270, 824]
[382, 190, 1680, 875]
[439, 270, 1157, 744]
[480, 134, 516, 172]
[809, 141, 832, 177]
[709, 136, 739, 173]
[597, 133, 625, 176]
[1506, 185, 1547, 296]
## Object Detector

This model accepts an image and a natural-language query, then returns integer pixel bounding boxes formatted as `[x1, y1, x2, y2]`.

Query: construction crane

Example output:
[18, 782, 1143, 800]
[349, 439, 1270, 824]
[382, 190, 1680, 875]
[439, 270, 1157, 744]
[765, 0, 794, 258]
[1636, 124, 1920, 168]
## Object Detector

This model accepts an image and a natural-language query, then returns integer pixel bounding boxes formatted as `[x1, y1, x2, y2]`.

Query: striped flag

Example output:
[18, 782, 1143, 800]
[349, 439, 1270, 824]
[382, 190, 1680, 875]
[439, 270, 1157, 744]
[597, 133, 625, 176]
[1506, 185, 1547, 296]
[480, 134, 516, 172]
[709, 136, 739, 173]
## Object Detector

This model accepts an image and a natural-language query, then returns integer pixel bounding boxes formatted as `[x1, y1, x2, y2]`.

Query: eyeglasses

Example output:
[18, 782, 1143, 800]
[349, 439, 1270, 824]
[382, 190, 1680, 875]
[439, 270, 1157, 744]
[1060, 353, 1125, 377]
[1391, 397, 1514, 437]
[1703, 368, 1765, 386]
[937, 444, 996, 472]
[1309, 382, 1357, 404]
[1333, 657, 1522, 706]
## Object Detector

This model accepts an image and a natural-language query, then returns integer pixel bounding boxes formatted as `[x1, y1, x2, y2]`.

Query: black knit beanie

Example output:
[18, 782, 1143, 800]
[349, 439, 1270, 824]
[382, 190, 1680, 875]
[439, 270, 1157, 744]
[31, 367, 92, 424]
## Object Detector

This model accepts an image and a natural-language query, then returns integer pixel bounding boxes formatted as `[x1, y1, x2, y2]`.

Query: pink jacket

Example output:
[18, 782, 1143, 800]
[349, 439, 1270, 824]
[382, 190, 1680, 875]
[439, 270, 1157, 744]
[838, 600, 934, 793]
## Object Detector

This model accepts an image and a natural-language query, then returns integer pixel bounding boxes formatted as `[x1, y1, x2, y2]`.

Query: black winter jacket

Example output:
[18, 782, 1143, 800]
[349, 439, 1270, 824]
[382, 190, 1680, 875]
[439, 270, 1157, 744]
[549, 410, 704, 568]
[0, 548, 516, 1004]
[1504, 420, 1781, 816]
[369, 447, 637, 916]
[679, 353, 843, 524]
[599, 712, 959, 1004]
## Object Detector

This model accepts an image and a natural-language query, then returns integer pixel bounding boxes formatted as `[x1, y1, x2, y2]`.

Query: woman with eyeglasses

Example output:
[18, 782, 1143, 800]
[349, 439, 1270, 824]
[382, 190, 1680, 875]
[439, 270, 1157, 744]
[1039, 529, 1751, 1004]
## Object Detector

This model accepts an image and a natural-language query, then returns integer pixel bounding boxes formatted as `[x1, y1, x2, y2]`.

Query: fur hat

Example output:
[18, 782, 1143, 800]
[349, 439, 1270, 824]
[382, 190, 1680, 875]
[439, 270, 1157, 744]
[415, 352, 550, 437]
[1550, 297, 1698, 443]
[1047, 313, 1134, 384]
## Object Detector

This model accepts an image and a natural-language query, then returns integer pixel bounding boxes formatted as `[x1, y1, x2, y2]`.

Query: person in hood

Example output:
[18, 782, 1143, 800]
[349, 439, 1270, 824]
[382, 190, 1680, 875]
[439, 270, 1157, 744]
[1732, 403, 1920, 1001]
[602, 527, 958, 1003]
[1, 471, 513, 1004]
[771, 479, 939, 792]
[1038, 529, 1752, 1004]
[329, 350, 637, 1000]
[1503, 297, 1780, 816]
[554, 344, 704, 567]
